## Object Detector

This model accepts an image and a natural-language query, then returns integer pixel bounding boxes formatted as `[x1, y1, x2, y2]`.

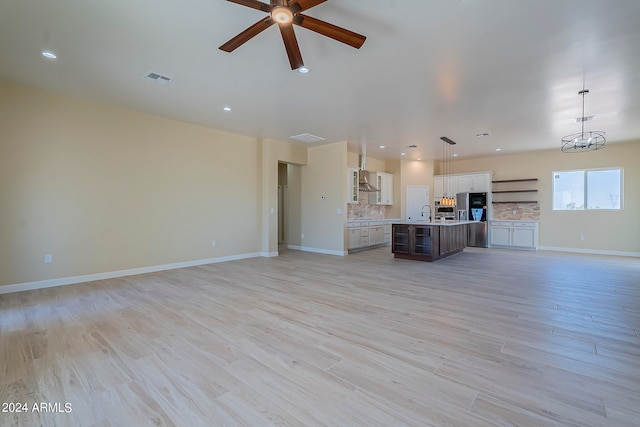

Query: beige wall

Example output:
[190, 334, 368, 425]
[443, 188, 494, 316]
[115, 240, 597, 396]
[302, 142, 348, 254]
[346, 151, 385, 172]
[398, 159, 435, 221]
[0, 81, 260, 287]
[448, 142, 640, 254]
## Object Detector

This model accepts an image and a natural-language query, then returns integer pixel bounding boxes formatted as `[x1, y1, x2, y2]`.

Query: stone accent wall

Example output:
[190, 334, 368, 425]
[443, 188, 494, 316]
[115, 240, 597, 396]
[492, 203, 540, 220]
[348, 199, 387, 220]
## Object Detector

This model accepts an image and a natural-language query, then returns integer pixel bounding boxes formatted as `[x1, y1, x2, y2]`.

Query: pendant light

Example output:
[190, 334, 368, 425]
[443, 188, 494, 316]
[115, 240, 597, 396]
[440, 137, 456, 206]
[561, 89, 606, 152]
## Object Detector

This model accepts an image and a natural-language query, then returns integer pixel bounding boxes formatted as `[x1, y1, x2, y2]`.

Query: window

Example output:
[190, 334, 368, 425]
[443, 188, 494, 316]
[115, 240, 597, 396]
[553, 168, 622, 210]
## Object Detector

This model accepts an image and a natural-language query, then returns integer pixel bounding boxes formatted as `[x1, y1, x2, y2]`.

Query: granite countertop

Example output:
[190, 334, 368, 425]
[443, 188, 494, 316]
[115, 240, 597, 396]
[394, 220, 480, 226]
[347, 218, 400, 225]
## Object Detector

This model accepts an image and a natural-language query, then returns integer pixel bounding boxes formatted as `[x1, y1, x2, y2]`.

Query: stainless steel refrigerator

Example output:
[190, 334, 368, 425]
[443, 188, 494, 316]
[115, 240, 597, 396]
[456, 192, 488, 248]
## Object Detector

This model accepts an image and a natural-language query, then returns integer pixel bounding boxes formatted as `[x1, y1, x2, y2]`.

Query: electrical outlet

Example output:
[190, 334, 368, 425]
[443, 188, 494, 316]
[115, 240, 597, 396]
[301, 233, 304, 239]
[580, 234, 585, 241]
[336, 208, 342, 214]
[211, 240, 217, 247]
[44, 254, 53, 263]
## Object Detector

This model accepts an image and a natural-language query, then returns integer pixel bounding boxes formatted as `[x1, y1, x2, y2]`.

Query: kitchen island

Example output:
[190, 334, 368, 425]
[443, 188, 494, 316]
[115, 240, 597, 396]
[391, 221, 477, 262]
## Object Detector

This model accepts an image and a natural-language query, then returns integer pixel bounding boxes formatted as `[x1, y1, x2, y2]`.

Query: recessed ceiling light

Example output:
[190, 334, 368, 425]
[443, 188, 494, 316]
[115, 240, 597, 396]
[476, 132, 491, 138]
[379, 145, 385, 149]
[495, 148, 501, 151]
[400, 152, 406, 156]
[453, 153, 459, 157]
[417, 158, 422, 161]
[298, 67, 309, 74]
[223, 106, 231, 112]
[41, 51, 57, 59]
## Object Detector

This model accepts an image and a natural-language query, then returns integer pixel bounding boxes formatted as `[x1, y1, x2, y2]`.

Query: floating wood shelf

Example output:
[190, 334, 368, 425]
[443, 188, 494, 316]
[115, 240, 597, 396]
[492, 178, 538, 183]
[491, 178, 538, 204]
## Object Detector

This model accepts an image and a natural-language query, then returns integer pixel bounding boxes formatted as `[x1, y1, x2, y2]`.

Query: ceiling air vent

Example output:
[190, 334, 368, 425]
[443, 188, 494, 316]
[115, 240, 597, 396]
[289, 133, 325, 143]
[144, 72, 172, 84]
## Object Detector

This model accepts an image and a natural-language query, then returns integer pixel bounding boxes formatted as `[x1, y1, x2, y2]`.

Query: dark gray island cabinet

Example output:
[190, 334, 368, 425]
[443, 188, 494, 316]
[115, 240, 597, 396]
[392, 221, 473, 262]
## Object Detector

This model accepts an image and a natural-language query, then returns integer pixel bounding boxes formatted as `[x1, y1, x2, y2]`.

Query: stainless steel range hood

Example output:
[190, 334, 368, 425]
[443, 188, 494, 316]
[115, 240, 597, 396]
[359, 171, 379, 192]
[358, 152, 379, 192]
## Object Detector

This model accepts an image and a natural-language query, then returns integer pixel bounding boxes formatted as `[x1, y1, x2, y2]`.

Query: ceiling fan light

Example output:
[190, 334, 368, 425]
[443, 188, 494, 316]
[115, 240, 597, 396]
[272, 7, 293, 24]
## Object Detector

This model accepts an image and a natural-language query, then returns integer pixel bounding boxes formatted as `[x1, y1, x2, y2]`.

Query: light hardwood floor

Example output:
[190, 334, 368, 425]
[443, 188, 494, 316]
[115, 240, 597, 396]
[1, 247, 639, 426]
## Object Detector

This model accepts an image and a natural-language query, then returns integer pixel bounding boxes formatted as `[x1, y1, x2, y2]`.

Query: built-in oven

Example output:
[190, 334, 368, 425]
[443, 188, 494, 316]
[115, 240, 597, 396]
[435, 204, 456, 220]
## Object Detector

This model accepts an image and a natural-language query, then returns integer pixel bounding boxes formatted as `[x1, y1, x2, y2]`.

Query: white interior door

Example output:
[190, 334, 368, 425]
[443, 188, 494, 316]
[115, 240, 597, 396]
[406, 186, 429, 222]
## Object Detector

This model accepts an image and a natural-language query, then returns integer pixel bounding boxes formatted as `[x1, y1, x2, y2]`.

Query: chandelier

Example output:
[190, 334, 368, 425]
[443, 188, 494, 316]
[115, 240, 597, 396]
[561, 89, 606, 152]
[440, 136, 456, 206]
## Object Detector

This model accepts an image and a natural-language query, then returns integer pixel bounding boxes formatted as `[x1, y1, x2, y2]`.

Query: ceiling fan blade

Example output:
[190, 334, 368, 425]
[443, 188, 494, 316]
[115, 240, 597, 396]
[226, 0, 271, 13]
[295, 14, 366, 49]
[279, 25, 304, 70]
[289, 0, 327, 14]
[219, 17, 275, 52]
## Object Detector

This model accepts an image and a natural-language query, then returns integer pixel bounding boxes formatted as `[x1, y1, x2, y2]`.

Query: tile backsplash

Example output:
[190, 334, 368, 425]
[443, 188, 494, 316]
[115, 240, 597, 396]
[348, 199, 387, 220]
[492, 203, 540, 220]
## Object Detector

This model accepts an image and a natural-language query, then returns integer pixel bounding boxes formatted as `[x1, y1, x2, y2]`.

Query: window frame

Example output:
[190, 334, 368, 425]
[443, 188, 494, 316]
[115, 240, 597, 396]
[552, 167, 623, 211]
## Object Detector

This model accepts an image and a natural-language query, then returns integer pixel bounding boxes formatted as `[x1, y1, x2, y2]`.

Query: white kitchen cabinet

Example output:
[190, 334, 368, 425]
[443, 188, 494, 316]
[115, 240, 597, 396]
[359, 226, 370, 247]
[457, 173, 490, 193]
[489, 223, 511, 246]
[369, 225, 385, 245]
[347, 220, 396, 251]
[346, 167, 359, 204]
[471, 174, 490, 192]
[368, 172, 394, 205]
[489, 220, 538, 250]
[433, 175, 456, 200]
[347, 227, 361, 249]
[456, 175, 471, 194]
[434, 172, 491, 201]
[434, 176, 443, 200]
[383, 224, 392, 244]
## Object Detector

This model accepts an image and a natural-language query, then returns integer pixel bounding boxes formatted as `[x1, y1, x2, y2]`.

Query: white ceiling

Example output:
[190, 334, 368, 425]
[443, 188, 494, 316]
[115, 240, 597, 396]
[1, 0, 640, 161]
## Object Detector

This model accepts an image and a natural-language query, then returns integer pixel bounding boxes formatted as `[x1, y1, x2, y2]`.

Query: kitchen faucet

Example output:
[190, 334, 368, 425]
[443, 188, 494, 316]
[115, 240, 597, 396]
[421, 204, 432, 222]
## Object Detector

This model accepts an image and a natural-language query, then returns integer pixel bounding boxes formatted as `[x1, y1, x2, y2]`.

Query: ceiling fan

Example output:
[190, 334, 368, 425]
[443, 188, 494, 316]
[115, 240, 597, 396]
[219, 0, 366, 70]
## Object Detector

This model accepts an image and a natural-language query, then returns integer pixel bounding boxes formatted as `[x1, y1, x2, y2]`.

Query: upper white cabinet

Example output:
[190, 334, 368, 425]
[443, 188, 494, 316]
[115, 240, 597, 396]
[433, 175, 455, 200]
[456, 174, 490, 193]
[434, 172, 491, 200]
[347, 167, 359, 204]
[470, 174, 490, 192]
[369, 172, 393, 205]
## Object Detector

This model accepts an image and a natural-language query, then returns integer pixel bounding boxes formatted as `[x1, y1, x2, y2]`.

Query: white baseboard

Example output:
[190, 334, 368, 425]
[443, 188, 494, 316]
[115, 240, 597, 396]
[0, 252, 265, 295]
[287, 245, 348, 256]
[538, 246, 640, 258]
